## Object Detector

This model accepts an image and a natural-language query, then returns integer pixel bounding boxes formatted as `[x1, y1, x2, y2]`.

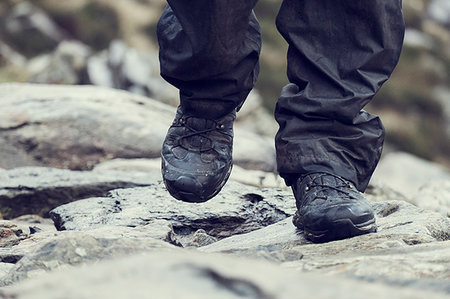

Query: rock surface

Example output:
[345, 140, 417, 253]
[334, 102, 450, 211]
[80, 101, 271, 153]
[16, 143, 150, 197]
[0, 167, 447, 297]
[372, 152, 450, 197]
[1, 250, 447, 299]
[0, 167, 160, 218]
[0, 83, 276, 172]
[372, 152, 450, 216]
[94, 158, 286, 188]
[49, 181, 295, 241]
[0, 83, 173, 169]
[1, 2, 66, 57]
[200, 192, 450, 293]
[201, 202, 450, 292]
[0, 222, 176, 287]
[411, 180, 450, 217]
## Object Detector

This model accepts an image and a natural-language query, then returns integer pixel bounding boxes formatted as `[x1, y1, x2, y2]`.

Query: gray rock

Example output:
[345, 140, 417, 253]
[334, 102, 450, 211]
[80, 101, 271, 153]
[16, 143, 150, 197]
[0, 221, 29, 248]
[202, 200, 450, 257]
[428, 0, 450, 25]
[1, 250, 447, 299]
[94, 158, 287, 188]
[0, 221, 177, 286]
[235, 90, 278, 138]
[180, 229, 219, 248]
[404, 29, 435, 50]
[371, 152, 450, 215]
[433, 87, 450, 137]
[0, 43, 26, 68]
[233, 129, 276, 172]
[29, 41, 92, 85]
[0, 83, 174, 169]
[86, 40, 179, 105]
[86, 51, 113, 87]
[201, 198, 450, 293]
[3, 2, 66, 57]
[0, 83, 277, 172]
[0, 167, 160, 219]
[230, 165, 286, 189]
[371, 152, 450, 197]
[93, 158, 162, 172]
[411, 180, 450, 216]
[50, 181, 295, 239]
[0, 263, 14, 280]
[10, 215, 56, 235]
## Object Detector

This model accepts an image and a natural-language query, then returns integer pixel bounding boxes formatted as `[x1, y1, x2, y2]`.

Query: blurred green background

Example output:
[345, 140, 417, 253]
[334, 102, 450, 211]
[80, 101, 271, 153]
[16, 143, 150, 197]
[1, 0, 449, 167]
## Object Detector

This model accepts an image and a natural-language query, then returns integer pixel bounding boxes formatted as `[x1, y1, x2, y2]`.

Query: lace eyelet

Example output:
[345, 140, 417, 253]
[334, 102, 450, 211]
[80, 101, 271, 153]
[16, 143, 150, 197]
[217, 124, 225, 129]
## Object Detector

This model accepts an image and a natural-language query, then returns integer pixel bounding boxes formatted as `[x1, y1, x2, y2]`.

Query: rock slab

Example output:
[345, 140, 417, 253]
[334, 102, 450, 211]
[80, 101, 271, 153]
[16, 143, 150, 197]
[1, 250, 448, 299]
[0, 83, 276, 172]
[0, 167, 160, 218]
[50, 181, 296, 242]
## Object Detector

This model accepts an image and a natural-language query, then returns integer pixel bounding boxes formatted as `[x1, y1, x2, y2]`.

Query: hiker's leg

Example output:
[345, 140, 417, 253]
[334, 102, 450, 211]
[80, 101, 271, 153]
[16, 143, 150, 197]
[274, 0, 405, 190]
[157, 0, 261, 119]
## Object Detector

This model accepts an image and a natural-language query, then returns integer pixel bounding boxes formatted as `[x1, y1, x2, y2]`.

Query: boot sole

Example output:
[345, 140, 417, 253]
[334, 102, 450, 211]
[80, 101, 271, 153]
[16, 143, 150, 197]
[293, 214, 377, 243]
[163, 163, 233, 203]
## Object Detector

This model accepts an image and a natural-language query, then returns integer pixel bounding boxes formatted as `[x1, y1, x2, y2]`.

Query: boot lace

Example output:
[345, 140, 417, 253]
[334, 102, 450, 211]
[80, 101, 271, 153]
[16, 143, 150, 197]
[174, 116, 226, 153]
[303, 173, 357, 200]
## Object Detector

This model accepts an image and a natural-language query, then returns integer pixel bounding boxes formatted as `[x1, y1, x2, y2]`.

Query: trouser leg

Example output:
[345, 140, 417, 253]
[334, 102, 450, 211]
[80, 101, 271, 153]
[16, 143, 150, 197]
[157, 0, 261, 119]
[274, 0, 405, 191]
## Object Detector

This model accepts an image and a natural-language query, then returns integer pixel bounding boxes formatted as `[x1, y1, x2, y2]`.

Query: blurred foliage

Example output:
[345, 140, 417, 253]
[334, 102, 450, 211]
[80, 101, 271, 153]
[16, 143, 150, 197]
[0, 1, 58, 57]
[254, 0, 288, 112]
[37, 1, 120, 51]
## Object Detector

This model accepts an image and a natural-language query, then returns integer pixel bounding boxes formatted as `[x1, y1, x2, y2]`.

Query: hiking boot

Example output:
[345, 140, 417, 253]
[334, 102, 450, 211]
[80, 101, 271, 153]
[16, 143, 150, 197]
[292, 172, 377, 243]
[161, 106, 235, 203]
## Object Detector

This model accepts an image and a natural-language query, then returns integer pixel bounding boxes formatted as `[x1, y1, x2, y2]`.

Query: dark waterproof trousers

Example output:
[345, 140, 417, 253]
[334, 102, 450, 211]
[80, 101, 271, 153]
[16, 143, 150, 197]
[157, 0, 405, 192]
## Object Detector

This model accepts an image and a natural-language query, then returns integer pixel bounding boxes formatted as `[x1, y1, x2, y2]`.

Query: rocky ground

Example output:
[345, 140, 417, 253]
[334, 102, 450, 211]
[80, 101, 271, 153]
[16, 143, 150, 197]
[0, 83, 449, 298]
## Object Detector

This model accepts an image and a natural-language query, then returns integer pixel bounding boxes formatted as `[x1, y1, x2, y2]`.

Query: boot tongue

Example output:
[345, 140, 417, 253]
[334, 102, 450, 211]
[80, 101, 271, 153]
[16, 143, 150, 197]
[315, 174, 340, 186]
[181, 118, 215, 150]
[186, 118, 214, 131]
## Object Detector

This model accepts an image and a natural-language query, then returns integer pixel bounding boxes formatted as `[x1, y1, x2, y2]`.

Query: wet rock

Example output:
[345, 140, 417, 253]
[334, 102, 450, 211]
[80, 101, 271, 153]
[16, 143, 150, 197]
[0, 167, 160, 219]
[50, 181, 295, 239]
[1, 250, 447, 299]
[0, 221, 177, 287]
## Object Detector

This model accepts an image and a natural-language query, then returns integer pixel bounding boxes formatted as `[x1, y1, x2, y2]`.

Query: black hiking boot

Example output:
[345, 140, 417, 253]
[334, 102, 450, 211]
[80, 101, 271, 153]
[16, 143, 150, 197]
[161, 106, 235, 203]
[292, 173, 377, 243]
